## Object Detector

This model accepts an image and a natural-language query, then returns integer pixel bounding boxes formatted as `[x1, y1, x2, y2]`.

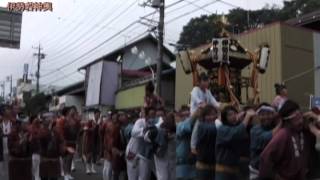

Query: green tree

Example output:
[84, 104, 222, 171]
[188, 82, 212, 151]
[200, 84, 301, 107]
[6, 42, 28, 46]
[177, 14, 222, 48]
[24, 93, 51, 116]
[178, 0, 320, 47]
[280, 0, 320, 20]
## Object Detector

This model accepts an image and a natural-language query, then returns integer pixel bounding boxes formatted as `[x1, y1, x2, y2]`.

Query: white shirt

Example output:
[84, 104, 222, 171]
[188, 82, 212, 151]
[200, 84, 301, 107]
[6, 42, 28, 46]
[2, 121, 12, 135]
[190, 86, 220, 114]
[126, 118, 146, 158]
[155, 117, 163, 129]
[2, 121, 12, 154]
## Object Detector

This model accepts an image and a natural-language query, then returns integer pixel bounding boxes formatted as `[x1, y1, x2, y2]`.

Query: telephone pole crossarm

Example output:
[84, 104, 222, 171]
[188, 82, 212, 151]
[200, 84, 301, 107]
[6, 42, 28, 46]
[33, 44, 46, 94]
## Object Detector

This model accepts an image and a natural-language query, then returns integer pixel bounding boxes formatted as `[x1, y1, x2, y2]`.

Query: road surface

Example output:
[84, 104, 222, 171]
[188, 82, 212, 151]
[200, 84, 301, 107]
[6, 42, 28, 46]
[71, 158, 103, 180]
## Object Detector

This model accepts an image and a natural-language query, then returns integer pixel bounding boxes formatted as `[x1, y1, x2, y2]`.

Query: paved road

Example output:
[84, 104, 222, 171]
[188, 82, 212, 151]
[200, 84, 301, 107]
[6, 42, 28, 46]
[70, 158, 103, 180]
[1, 158, 104, 180]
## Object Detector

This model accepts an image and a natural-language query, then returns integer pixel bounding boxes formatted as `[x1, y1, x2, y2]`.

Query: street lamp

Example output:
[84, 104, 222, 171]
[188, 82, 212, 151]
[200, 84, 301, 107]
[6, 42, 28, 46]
[139, 51, 145, 60]
[131, 46, 156, 89]
[145, 57, 155, 82]
[131, 46, 139, 55]
[117, 54, 123, 89]
[6, 75, 12, 101]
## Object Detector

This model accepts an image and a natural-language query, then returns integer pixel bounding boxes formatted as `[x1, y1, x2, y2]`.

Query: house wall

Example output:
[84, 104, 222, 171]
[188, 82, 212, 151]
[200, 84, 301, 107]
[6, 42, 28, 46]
[281, 25, 315, 110]
[161, 78, 175, 109]
[115, 84, 145, 110]
[237, 23, 283, 104]
[85, 61, 103, 106]
[50, 95, 84, 113]
[65, 95, 84, 112]
[175, 23, 318, 110]
[122, 40, 172, 70]
[313, 33, 320, 97]
[85, 39, 174, 109]
[175, 24, 284, 110]
[100, 61, 119, 106]
[115, 77, 175, 110]
[175, 53, 193, 110]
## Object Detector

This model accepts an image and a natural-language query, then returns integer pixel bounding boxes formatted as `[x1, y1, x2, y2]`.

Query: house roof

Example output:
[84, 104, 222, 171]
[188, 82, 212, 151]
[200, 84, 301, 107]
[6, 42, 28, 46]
[138, 62, 173, 71]
[122, 69, 151, 77]
[79, 34, 175, 70]
[55, 81, 85, 96]
[286, 10, 320, 30]
[238, 21, 320, 37]
[117, 68, 175, 92]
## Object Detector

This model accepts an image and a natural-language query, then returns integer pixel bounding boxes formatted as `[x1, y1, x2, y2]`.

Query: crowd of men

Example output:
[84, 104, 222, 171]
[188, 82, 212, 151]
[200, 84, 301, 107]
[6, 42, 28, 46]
[0, 73, 320, 180]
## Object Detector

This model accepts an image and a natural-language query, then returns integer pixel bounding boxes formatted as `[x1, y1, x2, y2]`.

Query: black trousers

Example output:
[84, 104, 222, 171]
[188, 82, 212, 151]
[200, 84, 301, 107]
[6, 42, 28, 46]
[42, 178, 58, 180]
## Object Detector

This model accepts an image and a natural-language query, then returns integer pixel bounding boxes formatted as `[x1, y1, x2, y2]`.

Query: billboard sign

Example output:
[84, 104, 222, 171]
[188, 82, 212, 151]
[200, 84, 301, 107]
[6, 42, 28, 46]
[0, 7, 22, 49]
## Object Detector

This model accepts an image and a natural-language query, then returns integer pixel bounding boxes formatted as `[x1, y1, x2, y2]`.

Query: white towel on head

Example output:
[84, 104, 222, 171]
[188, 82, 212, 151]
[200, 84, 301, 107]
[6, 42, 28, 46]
[249, 165, 259, 180]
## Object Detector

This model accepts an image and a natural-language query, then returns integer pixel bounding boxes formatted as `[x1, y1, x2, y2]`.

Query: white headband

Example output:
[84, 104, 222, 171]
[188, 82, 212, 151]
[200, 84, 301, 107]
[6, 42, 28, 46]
[283, 113, 296, 120]
[256, 105, 275, 114]
[283, 111, 301, 121]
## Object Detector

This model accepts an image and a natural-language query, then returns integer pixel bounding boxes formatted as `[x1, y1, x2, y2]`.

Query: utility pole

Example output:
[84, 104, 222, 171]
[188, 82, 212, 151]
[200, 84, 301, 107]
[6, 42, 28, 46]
[142, 0, 164, 95]
[33, 43, 46, 94]
[6, 75, 12, 100]
[0, 82, 5, 100]
[155, 0, 164, 96]
[246, 0, 250, 29]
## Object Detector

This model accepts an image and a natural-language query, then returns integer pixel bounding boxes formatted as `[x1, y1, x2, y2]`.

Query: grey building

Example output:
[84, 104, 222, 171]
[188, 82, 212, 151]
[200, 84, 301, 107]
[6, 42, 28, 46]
[80, 34, 175, 110]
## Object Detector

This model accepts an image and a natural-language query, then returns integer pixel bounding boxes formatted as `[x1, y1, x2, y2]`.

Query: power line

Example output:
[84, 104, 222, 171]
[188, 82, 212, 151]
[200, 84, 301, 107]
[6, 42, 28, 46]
[44, 0, 138, 63]
[41, 71, 85, 92]
[44, 25, 143, 65]
[41, 25, 145, 81]
[21, 1, 98, 75]
[165, 0, 207, 15]
[41, 21, 141, 78]
[58, 69, 79, 82]
[141, 0, 185, 18]
[42, 25, 144, 74]
[45, 70, 78, 86]
[43, 29, 149, 85]
[38, 0, 104, 46]
[183, 0, 214, 14]
[43, 0, 128, 52]
[44, 0, 184, 57]
[40, 0, 188, 80]
[40, 0, 188, 74]
[283, 66, 320, 83]
[44, 0, 185, 64]
[218, 0, 242, 9]
[166, 0, 219, 24]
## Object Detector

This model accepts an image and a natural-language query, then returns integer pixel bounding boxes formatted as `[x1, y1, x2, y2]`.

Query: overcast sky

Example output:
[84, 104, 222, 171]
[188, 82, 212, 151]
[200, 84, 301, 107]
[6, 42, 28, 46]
[0, 0, 284, 94]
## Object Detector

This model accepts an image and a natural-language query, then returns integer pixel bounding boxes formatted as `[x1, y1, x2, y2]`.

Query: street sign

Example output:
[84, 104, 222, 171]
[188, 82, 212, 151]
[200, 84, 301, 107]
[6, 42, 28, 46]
[0, 7, 22, 49]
